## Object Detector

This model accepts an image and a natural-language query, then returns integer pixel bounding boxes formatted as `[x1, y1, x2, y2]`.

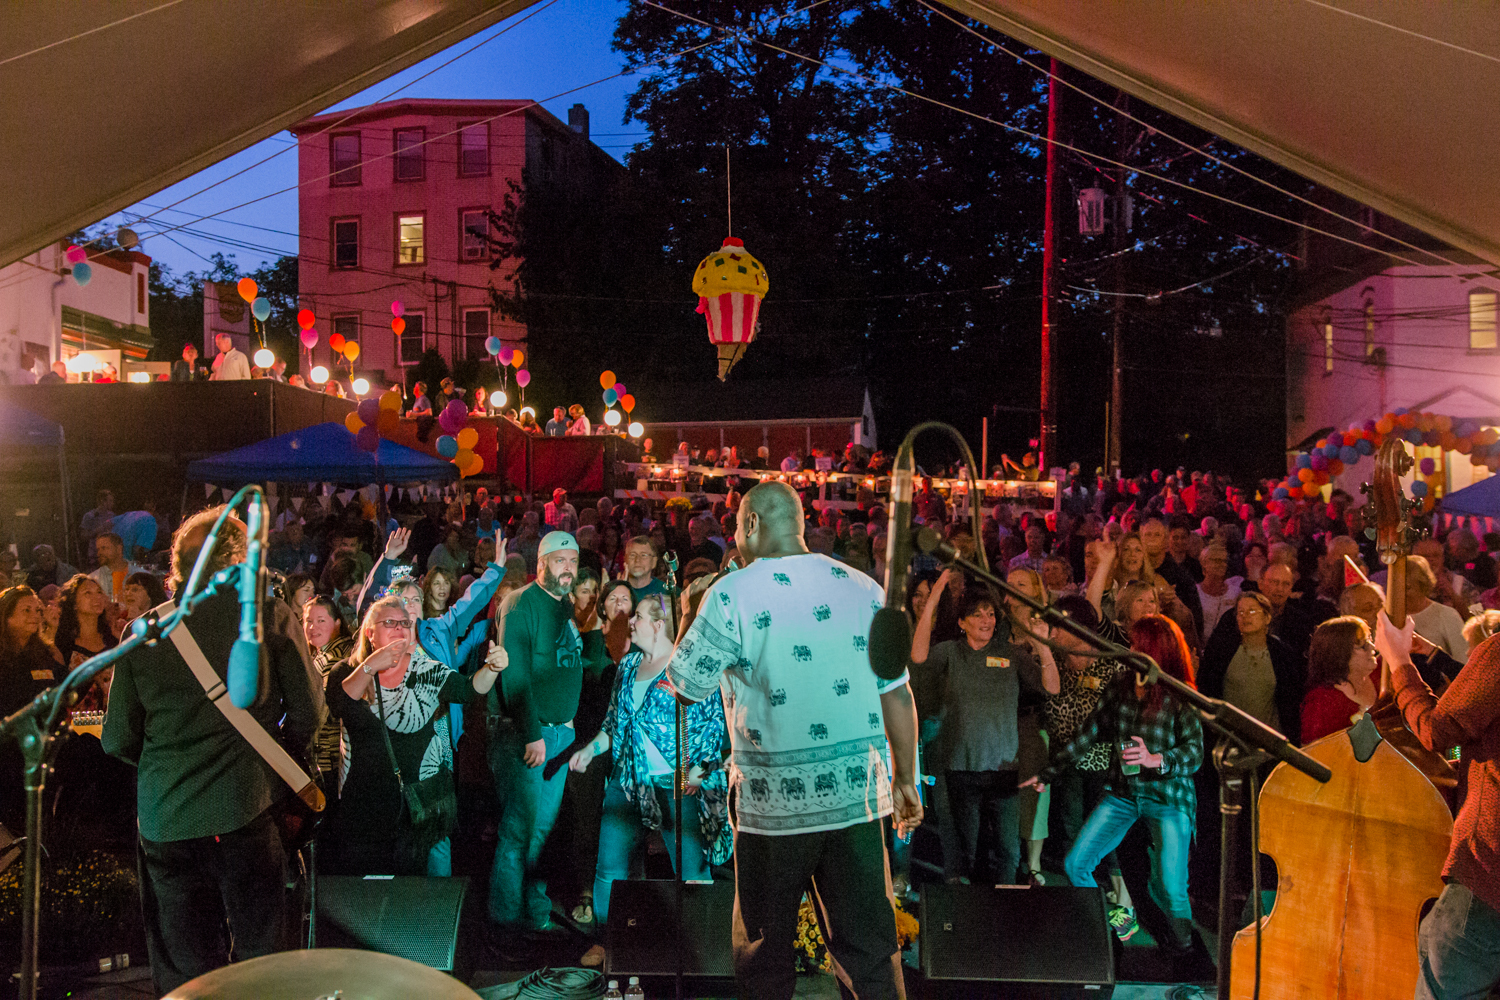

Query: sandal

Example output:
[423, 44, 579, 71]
[571, 902, 594, 924]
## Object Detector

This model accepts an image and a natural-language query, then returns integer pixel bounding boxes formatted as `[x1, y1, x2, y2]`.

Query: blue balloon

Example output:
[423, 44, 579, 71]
[603, 387, 618, 406]
[1393, 407, 1408, 416]
[1340, 445, 1359, 464]
[1272, 486, 1289, 499]
[485, 336, 502, 356]
[251, 297, 271, 321]
[436, 434, 459, 458]
[1355, 438, 1374, 455]
[1294, 453, 1312, 469]
[1410, 481, 1428, 498]
[1323, 443, 1340, 459]
[71, 262, 92, 287]
[1404, 429, 1424, 445]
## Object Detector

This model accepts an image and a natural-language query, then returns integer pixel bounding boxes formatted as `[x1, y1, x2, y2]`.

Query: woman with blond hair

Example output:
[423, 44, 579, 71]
[1003, 566, 1060, 886]
[566, 404, 591, 436]
[321, 596, 507, 876]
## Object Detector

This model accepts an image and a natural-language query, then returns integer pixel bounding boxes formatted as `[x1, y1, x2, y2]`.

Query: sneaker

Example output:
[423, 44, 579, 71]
[1108, 904, 1139, 942]
[1025, 869, 1047, 888]
[571, 902, 594, 925]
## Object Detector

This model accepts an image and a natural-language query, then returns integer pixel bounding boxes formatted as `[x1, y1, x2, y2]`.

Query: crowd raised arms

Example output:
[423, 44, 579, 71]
[0, 458, 1496, 995]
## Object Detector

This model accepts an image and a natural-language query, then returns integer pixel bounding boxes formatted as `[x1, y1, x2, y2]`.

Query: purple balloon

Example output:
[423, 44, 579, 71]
[445, 399, 467, 417]
[356, 425, 379, 452]
[357, 398, 380, 424]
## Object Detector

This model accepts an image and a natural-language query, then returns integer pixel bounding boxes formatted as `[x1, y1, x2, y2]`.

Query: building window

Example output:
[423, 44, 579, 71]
[330, 133, 361, 186]
[1470, 289, 1498, 350]
[463, 309, 490, 359]
[332, 315, 359, 360]
[137, 272, 146, 315]
[461, 209, 490, 261]
[399, 312, 425, 365]
[459, 122, 489, 176]
[332, 218, 360, 269]
[397, 215, 424, 266]
[394, 128, 425, 181]
[1324, 322, 1333, 374]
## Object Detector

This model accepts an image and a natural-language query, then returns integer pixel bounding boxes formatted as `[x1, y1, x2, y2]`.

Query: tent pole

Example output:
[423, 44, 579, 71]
[57, 427, 71, 566]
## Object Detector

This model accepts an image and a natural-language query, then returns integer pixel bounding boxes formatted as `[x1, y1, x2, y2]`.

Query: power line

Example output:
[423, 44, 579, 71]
[636, 0, 1453, 270]
[0, 0, 191, 69]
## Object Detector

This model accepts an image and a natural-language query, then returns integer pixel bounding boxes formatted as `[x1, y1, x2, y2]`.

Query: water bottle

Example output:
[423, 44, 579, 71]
[605, 981, 623, 1000]
[624, 976, 644, 1000]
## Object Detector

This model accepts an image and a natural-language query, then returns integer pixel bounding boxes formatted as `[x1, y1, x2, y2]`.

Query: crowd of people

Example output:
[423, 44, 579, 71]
[0, 455, 1495, 998]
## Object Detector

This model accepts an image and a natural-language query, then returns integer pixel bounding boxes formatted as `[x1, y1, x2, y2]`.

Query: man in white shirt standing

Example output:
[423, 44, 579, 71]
[209, 334, 250, 381]
[90, 532, 143, 603]
[667, 481, 921, 1000]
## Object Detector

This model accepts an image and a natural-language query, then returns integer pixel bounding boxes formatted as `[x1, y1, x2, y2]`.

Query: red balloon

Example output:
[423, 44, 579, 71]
[297, 308, 315, 329]
[329, 333, 346, 352]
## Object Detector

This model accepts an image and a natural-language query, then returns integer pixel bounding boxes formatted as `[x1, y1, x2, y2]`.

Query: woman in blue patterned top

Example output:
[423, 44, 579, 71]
[1024, 614, 1204, 960]
[568, 592, 732, 967]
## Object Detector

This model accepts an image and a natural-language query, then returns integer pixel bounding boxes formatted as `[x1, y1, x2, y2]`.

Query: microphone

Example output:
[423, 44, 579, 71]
[227, 492, 268, 709]
[869, 435, 917, 681]
[916, 525, 957, 562]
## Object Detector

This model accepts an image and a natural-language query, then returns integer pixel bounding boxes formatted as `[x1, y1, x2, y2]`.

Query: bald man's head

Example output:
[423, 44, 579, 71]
[736, 481, 807, 561]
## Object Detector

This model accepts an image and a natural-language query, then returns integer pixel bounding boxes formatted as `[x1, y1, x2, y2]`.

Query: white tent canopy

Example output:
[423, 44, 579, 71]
[949, 0, 1500, 267]
[3, 1, 1499, 267]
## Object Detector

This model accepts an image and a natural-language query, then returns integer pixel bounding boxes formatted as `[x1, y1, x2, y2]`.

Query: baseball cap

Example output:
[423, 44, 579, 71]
[537, 531, 579, 561]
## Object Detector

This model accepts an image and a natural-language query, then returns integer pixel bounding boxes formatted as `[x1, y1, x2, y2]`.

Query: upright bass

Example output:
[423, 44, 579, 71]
[1230, 437, 1456, 999]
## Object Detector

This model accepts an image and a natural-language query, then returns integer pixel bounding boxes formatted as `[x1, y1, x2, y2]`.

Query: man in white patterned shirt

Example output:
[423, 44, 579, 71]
[667, 481, 921, 1000]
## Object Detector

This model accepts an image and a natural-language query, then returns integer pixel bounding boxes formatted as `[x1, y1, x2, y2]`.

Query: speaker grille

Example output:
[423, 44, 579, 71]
[317, 875, 468, 970]
[920, 884, 1114, 987]
[607, 880, 735, 977]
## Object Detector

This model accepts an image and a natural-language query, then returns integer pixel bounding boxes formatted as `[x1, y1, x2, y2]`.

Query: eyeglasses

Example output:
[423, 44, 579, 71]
[1236, 607, 1267, 618]
[376, 619, 413, 630]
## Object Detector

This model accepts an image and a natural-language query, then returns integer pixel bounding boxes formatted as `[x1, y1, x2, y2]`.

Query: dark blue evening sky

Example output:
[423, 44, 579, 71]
[111, 0, 636, 278]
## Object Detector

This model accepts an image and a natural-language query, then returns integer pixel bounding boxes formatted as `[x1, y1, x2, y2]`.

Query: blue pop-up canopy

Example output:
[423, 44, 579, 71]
[1438, 474, 1500, 519]
[0, 400, 64, 447]
[186, 422, 458, 487]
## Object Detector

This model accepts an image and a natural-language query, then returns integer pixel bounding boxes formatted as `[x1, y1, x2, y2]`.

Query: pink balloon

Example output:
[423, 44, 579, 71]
[516, 369, 531, 388]
[65, 245, 87, 264]
[498, 347, 514, 366]
[612, 382, 626, 398]
[391, 300, 404, 318]
[300, 329, 318, 348]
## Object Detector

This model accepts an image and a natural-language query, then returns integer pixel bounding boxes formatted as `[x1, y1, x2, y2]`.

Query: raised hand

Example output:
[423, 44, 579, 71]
[384, 527, 411, 560]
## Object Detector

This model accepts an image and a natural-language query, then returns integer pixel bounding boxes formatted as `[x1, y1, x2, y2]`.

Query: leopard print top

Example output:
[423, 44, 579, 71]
[1046, 655, 1126, 771]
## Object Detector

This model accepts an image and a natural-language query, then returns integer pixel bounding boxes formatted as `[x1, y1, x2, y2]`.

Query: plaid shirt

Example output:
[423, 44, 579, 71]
[1038, 674, 1203, 819]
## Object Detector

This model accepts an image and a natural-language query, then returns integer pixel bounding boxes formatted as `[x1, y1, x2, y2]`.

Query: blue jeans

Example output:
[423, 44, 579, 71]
[592, 778, 710, 929]
[487, 718, 573, 929]
[1417, 882, 1500, 1000]
[1064, 793, 1192, 942]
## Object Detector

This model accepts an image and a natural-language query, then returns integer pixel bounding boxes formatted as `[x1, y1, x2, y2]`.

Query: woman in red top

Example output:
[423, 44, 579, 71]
[1300, 616, 1378, 744]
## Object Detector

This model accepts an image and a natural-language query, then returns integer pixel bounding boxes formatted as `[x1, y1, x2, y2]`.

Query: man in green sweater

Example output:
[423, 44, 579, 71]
[487, 530, 607, 946]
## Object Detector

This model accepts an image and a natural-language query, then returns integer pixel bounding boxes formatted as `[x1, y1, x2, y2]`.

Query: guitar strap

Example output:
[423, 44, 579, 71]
[155, 598, 326, 812]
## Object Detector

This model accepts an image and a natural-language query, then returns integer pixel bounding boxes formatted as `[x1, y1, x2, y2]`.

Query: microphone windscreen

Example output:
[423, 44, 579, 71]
[868, 606, 913, 681]
[227, 639, 262, 710]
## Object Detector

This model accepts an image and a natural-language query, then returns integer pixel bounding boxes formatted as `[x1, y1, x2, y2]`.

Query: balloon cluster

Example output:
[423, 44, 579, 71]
[599, 371, 636, 417]
[327, 332, 360, 362]
[297, 308, 317, 348]
[345, 389, 403, 453]
[435, 400, 484, 477]
[483, 336, 528, 391]
[65, 245, 92, 286]
[1271, 409, 1500, 513]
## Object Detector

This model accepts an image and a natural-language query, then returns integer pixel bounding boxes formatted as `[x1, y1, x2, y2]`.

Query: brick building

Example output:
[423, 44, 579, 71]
[290, 98, 614, 384]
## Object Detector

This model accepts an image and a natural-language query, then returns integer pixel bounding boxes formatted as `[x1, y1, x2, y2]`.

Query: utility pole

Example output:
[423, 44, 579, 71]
[1039, 59, 1059, 473]
[1107, 90, 1129, 477]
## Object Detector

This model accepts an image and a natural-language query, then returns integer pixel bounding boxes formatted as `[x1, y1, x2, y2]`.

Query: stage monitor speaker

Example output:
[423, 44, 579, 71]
[607, 879, 734, 978]
[316, 875, 467, 971]
[919, 884, 1114, 998]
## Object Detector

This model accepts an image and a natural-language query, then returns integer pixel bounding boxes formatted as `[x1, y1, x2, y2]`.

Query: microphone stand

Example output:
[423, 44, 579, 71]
[915, 531, 1329, 997]
[0, 486, 267, 1000]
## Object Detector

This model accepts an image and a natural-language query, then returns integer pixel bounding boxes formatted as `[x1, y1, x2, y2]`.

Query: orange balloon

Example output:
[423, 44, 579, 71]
[511, 349, 523, 369]
[465, 453, 484, 477]
[329, 333, 346, 352]
[345, 411, 364, 433]
[621, 394, 636, 413]
[343, 341, 360, 361]
[1376, 418, 1394, 435]
[1302, 481, 1321, 498]
[379, 390, 402, 411]
[392, 317, 406, 335]
[456, 427, 478, 449]
[236, 277, 258, 302]
[376, 409, 398, 434]
[600, 370, 616, 390]
[1456, 437, 1473, 454]
[454, 448, 476, 470]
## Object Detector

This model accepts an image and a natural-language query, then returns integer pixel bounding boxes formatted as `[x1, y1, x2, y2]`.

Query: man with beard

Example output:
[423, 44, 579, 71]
[486, 531, 608, 949]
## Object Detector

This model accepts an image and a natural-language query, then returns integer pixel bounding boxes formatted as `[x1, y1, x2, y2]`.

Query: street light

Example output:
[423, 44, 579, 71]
[520, 406, 535, 420]
[628, 421, 644, 438]
[351, 377, 369, 396]
[310, 365, 329, 384]
[490, 389, 508, 409]
[65, 352, 96, 374]
[253, 348, 275, 368]
[604, 409, 621, 428]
